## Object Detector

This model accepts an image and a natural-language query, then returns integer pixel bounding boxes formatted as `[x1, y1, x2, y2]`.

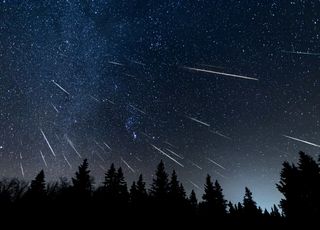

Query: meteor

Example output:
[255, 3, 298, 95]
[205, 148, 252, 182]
[129, 104, 146, 115]
[207, 157, 226, 170]
[281, 50, 320, 56]
[103, 98, 115, 105]
[209, 130, 232, 140]
[186, 116, 210, 127]
[51, 80, 70, 95]
[121, 157, 135, 173]
[51, 103, 59, 113]
[150, 144, 184, 167]
[189, 161, 203, 170]
[62, 153, 72, 168]
[283, 135, 320, 148]
[65, 135, 82, 158]
[188, 180, 202, 191]
[108, 61, 124, 66]
[103, 142, 112, 151]
[183, 66, 258, 81]
[40, 151, 48, 168]
[40, 129, 56, 157]
[164, 141, 178, 149]
[20, 162, 25, 177]
[165, 148, 184, 159]
[90, 95, 100, 102]
[135, 156, 142, 162]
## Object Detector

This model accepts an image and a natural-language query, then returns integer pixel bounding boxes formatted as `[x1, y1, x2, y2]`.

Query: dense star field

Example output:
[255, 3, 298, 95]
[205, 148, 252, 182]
[1, 0, 320, 209]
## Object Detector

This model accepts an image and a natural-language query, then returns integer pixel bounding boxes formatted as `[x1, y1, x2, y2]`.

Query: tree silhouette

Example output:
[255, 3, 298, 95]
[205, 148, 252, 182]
[130, 174, 147, 205]
[189, 190, 198, 214]
[242, 187, 259, 217]
[149, 160, 169, 201]
[277, 151, 320, 222]
[71, 159, 92, 200]
[201, 175, 227, 218]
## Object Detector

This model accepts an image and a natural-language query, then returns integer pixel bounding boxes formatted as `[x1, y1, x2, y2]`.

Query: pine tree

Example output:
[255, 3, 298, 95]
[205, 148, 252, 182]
[189, 190, 198, 211]
[168, 170, 180, 198]
[115, 167, 129, 202]
[29, 170, 46, 198]
[201, 175, 227, 217]
[72, 159, 92, 199]
[150, 160, 169, 201]
[242, 187, 258, 217]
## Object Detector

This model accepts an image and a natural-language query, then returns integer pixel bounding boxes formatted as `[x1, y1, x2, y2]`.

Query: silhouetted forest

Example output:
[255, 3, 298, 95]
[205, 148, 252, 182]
[0, 151, 319, 227]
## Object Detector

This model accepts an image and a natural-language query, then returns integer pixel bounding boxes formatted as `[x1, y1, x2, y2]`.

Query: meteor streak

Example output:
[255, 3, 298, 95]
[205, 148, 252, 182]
[62, 153, 72, 168]
[186, 116, 210, 127]
[103, 142, 112, 151]
[189, 161, 203, 170]
[207, 157, 226, 170]
[51, 103, 59, 113]
[183, 66, 258, 81]
[51, 80, 70, 95]
[20, 162, 25, 177]
[129, 104, 146, 115]
[150, 144, 184, 167]
[108, 61, 124, 66]
[121, 157, 135, 173]
[188, 180, 202, 190]
[65, 135, 82, 158]
[165, 148, 184, 159]
[40, 151, 48, 168]
[283, 135, 320, 148]
[281, 50, 320, 56]
[209, 130, 232, 140]
[40, 129, 56, 157]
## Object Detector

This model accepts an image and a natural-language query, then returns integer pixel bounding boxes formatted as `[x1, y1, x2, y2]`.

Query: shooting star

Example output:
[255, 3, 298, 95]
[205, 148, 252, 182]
[51, 103, 59, 113]
[281, 50, 320, 56]
[51, 80, 70, 95]
[164, 141, 178, 149]
[90, 95, 100, 102]
[165, 148, 184, 159]
[99, 165, 106, 171]
[134, 156, 142, 162]
[207, 157, 226, 170]
[62, 153, 72, 169]
[103, 142, 112, 151]
[103, 98, 115, 105]
[188, 180, 202, 191]
[215, 170, 227, 179]
[283, 135, 320, 148]
[94, 140, 107, 152]
[189, 161, 203, 170]
[186, 116, 211, 127]
[20, 162, 25, 177]
[40, 151, 48, 168]
[209, 130, 232, 140]
[129, 104, 146, 115]
[121, 157, 135, 173]
[95, 152, 106, 163]
[150, 144, 184, 167]
[40, 129, 56, 157]
[65, 135, 82, 158]
[131, 60, 146, 66]
[108, 61, 124, 66]
[183, 66, 258, 81]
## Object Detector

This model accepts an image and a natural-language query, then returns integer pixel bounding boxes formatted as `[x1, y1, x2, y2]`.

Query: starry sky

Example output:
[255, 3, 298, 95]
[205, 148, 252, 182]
[1, 0, 320, 209]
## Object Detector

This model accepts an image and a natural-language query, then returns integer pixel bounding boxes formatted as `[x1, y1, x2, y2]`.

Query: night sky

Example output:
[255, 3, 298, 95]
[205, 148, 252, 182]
[1, 0, 320, 209]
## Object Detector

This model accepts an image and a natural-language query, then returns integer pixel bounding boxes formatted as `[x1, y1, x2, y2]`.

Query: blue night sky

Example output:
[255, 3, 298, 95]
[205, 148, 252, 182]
[1, 0, 320, 209]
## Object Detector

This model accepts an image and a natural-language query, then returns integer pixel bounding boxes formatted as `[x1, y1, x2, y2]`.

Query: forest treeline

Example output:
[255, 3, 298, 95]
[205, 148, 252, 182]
[0, 151, 319, 226]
